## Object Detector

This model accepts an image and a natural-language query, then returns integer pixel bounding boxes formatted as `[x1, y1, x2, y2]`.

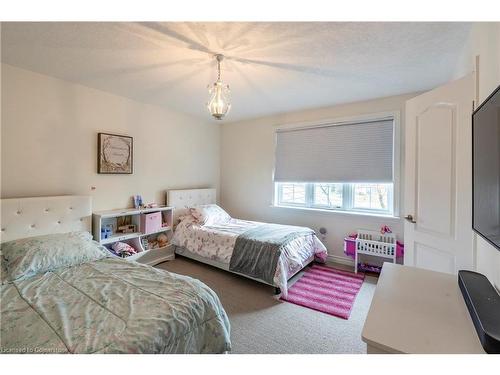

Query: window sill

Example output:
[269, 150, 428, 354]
[271, 204, 401, 220]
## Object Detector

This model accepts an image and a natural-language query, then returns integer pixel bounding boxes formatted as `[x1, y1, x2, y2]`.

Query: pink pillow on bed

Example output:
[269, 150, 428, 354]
[189, 204, 231, 226]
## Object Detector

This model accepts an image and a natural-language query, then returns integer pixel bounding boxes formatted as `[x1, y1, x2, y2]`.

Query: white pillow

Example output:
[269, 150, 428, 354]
[189, 204, 231, 226]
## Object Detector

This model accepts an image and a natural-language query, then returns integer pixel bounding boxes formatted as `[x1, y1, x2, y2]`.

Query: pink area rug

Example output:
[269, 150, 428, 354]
[281, 264, 365, 319]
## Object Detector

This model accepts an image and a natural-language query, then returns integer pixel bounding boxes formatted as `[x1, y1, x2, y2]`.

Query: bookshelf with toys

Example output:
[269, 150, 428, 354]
[92, 205, 175, 266]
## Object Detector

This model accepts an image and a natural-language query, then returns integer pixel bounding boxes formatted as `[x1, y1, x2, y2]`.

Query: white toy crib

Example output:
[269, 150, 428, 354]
[355, 229, 396, 273]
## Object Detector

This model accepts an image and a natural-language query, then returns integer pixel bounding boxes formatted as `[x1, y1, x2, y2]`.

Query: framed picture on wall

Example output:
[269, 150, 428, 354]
[97, 133, 133, 174]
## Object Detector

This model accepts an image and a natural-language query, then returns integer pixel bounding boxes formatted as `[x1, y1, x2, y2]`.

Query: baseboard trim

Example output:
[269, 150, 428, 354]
[326, 254, 355, 267]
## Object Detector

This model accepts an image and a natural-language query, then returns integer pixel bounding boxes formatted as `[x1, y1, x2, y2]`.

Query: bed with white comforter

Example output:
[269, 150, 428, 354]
[171, 207, 327, 296]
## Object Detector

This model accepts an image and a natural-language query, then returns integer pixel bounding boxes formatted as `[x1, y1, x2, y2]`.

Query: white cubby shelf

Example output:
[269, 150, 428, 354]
[92, 206, 175, 266]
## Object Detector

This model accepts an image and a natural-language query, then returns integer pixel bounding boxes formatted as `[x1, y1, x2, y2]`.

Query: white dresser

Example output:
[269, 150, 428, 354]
[362, 263, 485, 354]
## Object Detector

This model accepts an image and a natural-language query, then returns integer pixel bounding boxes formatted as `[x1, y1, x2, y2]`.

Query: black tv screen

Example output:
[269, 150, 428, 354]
[473, 85, 500, 250]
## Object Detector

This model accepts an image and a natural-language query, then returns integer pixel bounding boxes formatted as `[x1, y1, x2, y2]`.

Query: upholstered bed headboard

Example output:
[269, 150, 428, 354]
[0, 195, 92, 243]
[167, 188, 216, 223]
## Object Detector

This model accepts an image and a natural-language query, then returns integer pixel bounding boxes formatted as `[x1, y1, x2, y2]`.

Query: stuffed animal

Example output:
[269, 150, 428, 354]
[157, 233, 169, 247]
[111, 242, 137, 257]
[380, 225, 392, 234]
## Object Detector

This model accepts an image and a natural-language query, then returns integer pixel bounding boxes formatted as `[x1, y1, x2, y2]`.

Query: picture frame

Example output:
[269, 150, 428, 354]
[97, 133, 133, 174]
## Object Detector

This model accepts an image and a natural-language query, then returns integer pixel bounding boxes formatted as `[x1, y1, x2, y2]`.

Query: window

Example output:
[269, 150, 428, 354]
[279, 183, 306, 205]
[353, 183, 391, 211]
[273, 114, 398, 216]
[313, 183, 343, 208]
[275, 182, 394, 215]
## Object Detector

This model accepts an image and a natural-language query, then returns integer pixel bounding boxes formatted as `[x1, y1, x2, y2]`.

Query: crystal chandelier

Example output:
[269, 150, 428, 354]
[207, 54, 231, 120]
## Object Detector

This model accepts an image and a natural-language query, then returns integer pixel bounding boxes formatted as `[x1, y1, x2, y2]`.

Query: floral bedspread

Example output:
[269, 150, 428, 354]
[171, 218, 327, 295]
[0, 258, 231, 354]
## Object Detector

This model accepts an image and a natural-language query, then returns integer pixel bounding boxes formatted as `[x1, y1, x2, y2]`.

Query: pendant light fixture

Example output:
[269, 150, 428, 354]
[207, 54, 231, 120]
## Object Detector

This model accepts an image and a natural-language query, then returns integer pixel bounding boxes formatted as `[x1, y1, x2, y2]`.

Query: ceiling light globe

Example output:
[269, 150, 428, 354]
[207, 81, 231, 120]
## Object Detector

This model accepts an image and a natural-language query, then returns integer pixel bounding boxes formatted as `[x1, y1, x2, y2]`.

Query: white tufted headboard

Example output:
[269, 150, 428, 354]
[0, 196, 92, 243]
[167, 189, 216, 224]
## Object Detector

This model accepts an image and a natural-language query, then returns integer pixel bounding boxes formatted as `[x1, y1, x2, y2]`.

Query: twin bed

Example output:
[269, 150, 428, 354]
[167, 189, 327, 296]
[0, 196, 230, 354]
[1, 191, 327, 354]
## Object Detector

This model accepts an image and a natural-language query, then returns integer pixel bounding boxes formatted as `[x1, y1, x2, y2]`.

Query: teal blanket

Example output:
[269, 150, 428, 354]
[1, 258, 231, 354]
[229, 223, 314, 285]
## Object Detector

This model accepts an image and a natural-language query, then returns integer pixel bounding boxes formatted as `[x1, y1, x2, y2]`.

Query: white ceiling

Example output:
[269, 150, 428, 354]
[1, 22, 471, 122]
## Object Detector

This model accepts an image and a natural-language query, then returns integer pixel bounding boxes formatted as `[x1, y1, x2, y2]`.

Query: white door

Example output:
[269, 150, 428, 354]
[404, 74, 474, 274]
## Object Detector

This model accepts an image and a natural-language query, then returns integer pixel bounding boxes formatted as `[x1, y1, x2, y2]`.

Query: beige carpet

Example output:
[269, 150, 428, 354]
[157, 256, 378, 354]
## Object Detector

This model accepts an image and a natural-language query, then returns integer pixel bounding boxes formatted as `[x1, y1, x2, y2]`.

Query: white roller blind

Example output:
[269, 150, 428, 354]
[274, 118, 394, 183]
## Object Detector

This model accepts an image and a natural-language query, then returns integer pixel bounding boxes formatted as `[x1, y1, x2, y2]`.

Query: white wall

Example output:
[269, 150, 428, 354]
[1, 64, 220, 211]
[220, 93, 418, 264]
[455, 23, 500, 289]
